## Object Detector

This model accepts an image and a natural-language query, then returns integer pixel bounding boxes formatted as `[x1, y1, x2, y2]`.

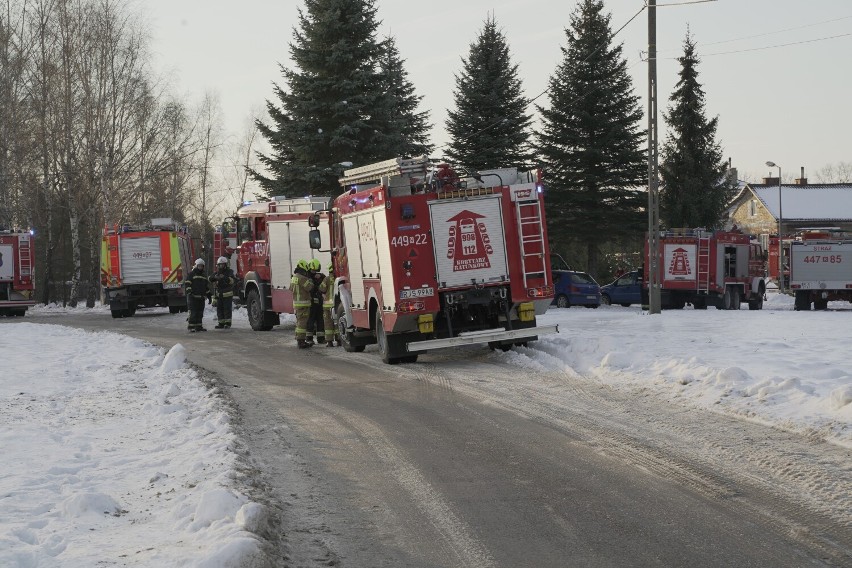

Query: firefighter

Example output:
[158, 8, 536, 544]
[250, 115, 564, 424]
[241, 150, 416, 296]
[289, 259, 314, 348]
[320, 262, 339, 347]
[185, 258, 210, 332]
[305, 258, 325, 345]
[209, 256, 236, 329]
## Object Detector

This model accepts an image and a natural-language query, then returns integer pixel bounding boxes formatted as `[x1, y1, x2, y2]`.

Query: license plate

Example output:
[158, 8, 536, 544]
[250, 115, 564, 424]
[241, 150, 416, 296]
[400, 287, 434, 299]
[163, 282, 182, 289]
[586, 295, 597, 300]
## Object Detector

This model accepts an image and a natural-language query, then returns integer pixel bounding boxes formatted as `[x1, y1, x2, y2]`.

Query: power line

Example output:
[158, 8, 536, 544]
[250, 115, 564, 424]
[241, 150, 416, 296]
[654, 32, 852, 59]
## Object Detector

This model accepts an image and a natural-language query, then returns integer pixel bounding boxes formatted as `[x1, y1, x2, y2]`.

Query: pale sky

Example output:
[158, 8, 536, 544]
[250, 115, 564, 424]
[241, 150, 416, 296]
[144, 0, 852, 183]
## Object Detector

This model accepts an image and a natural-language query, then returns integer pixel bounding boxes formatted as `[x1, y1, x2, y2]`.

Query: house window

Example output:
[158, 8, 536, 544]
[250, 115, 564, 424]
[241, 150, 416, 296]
[749, 199, 757, 216]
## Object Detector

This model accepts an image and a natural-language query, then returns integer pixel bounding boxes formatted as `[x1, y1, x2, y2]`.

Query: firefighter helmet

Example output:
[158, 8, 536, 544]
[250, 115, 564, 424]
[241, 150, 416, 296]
[308, 258, 321, 272]
[297, 259, 309, 271]
[194, 258, 205, 267]
[216, 256, 228, 265]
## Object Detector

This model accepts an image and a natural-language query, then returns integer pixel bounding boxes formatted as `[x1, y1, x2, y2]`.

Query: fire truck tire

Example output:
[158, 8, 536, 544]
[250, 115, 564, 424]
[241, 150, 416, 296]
[335, 305, 365, 352]
[718, 287, 733, 310]
[376, 318, 413, 364]
[748, 294, 764, 310]
[246, 289, 274, 331]
[794, 291, 811, 311]
[731, 288, 741, 310]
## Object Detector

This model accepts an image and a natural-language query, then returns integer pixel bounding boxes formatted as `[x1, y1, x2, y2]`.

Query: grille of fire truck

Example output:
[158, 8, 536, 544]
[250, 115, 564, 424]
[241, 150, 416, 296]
[18, 235, 32, 278]
[339, 156, 429, 187]
[515, 198, 547, 288]
[697, 236, 710, 292]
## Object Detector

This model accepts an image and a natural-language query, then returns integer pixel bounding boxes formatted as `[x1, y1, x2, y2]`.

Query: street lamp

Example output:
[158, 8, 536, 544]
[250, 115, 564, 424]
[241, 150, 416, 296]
[765, 161, 782, 292]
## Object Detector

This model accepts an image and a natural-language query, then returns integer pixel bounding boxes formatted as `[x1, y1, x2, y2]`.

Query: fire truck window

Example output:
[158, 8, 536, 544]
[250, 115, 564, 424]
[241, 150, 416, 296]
[724, 246, 737, 278]
[238, 218, 253, 242]
[256, 218, 267, 240]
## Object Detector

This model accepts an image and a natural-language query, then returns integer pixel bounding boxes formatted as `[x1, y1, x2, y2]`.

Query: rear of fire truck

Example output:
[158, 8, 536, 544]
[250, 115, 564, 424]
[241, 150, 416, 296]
[789, 231, 852, 310]
[327, 157, 558, 364]
[101, 219, 193, 318]
[0, 230, 36, 316]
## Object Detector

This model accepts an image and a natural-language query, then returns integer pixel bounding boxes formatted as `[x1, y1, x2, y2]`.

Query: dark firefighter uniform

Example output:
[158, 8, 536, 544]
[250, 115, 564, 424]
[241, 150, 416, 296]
[209, 257, 237, 329]
[319, 263, 338, 347]
[305, 258, 325, 345]
[185, 259, 210, 332]
[289, 260, 314, 348]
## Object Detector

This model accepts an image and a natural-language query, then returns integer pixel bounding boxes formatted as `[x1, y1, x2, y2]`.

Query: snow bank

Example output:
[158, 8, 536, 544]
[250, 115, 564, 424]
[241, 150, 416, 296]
[0, 324, 268, 567]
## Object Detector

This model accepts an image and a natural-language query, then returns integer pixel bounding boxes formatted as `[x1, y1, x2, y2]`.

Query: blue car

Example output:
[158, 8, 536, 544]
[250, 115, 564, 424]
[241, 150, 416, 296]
[600, 270, 642, 307]
[552, 270, 601, 308]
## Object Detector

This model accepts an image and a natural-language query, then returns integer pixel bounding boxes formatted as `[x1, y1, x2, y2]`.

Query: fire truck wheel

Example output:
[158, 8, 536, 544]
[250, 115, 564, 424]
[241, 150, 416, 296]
[336, 306, 365, 352]
[718, 287, 733, 310]
[793, 291, 811, 311]
[246, 288, 274, 331]
[376, 318, 406, 364]
[748, 294, 764, 310]
[730, 288, 741, 310]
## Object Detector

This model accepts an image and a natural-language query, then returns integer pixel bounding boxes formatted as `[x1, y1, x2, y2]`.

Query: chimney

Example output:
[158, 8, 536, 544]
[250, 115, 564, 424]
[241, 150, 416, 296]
[763, 171, 780, 186]
[795, 166, 807, 186]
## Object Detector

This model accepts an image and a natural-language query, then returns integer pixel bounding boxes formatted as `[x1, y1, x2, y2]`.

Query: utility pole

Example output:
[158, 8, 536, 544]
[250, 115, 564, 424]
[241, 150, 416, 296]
[646, 0, 661, 314]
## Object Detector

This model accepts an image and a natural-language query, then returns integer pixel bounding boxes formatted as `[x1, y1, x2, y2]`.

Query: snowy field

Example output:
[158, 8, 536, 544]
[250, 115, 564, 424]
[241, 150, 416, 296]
[2, 290, 851, 566]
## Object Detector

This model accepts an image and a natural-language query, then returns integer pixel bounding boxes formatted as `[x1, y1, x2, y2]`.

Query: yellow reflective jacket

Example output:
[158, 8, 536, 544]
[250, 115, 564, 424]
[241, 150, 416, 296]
[289, 268, 313, 308]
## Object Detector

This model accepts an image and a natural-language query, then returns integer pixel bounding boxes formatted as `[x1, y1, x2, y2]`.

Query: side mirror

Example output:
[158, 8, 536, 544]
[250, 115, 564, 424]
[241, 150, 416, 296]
[309, 229, 321, 249]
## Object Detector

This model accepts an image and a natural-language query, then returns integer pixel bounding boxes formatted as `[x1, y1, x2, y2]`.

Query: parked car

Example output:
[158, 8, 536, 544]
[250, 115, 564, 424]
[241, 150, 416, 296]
[601, 270, 642, 306]
[552, 270, 601, 308]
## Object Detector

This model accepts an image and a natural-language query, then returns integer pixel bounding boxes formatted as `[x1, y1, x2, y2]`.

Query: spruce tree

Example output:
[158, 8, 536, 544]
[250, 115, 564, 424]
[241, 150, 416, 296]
[444, 15, 534, 172]
[375, 36, 432, 158]
[537, 0, 646, 277]
[660, 30, 734, 229]
[252, 0, 411, 197]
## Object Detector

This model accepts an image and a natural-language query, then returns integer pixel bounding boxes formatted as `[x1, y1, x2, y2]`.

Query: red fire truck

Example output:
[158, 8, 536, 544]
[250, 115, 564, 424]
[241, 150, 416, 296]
[100, 218, 194, 318]
[788, 229, 852, 310]
[233, 156, 558, 363]
[645, 229, 767, 310]
[0, 229, 36, 316]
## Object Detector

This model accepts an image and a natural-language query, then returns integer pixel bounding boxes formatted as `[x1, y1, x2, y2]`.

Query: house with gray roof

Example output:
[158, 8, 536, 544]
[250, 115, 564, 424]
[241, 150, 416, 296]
[726, 169, 852, 236]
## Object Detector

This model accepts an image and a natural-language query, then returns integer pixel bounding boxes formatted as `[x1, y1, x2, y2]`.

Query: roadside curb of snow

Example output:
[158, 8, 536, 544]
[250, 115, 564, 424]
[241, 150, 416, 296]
[182, 352, 282, 568]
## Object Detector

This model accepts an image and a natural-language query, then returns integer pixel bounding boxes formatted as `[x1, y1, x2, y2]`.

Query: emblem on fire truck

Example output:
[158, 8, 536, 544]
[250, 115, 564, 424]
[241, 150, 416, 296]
[446, 210, 494, 271]
[668, 247, 692, 276]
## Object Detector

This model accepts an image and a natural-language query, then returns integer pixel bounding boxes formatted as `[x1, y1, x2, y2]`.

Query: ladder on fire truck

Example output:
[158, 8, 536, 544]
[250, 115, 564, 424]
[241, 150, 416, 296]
[696, 235, 711, 292]
[18, 234, 33, 279]
[339, 156, 429, 187]
[515, 198, 548, 287]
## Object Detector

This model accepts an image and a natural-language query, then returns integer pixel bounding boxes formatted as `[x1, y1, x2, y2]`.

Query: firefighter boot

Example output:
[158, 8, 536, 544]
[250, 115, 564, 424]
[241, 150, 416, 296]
[326, 340, 335, 347]
[304, 336, 315, 346]
[215, 323, 225, 329]
[297, 339, 312, 349]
